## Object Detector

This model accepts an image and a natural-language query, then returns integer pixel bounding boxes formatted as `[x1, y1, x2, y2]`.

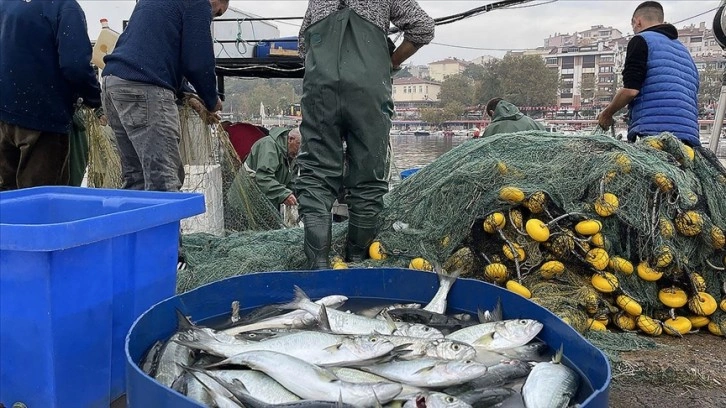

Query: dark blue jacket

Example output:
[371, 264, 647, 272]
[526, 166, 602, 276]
[0, 0, 101, 134]
[102, 0, 219, 111]
[628, 29, 700, 146]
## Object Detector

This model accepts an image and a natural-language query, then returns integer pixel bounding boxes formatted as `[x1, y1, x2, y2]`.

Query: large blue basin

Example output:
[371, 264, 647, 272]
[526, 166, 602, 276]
[125, 269, 611, 407]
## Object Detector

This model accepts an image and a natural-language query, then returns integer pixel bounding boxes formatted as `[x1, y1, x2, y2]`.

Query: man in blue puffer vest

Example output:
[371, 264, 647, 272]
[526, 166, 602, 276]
[598, 1, 700, 147]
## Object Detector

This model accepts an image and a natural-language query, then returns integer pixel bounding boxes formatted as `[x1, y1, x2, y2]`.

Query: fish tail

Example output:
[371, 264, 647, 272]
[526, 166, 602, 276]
[280, 285, 311, 310]
[175, 308, 195, 331]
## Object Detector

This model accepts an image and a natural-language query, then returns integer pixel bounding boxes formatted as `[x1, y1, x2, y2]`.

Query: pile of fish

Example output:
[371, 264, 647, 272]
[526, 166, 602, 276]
[141, 272, 582, 408]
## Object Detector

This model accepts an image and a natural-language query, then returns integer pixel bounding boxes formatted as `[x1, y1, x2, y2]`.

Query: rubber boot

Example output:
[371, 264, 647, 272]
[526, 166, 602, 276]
[303, 215, 332, 270]
[345, 223, 378, 263]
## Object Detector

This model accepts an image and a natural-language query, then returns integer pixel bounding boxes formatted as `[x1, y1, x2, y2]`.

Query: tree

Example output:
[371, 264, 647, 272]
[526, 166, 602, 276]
[474, 60, 504, 106]
[496, 54, 559, 107]
[463, 64, 487, 82]
[419, 107, 448, 127]
[580, 73, 596, 103]
[438, 74, 475, 108]
[699, 66, 722, 107]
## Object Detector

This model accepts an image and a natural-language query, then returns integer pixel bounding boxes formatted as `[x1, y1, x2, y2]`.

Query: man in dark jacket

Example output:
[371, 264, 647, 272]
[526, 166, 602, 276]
[102, 0, 227, 192]
[481, 98, 546, 138]
[0, 0, 102, 190]
[244, 127, 301, 207]
[597, 1, 699, 146]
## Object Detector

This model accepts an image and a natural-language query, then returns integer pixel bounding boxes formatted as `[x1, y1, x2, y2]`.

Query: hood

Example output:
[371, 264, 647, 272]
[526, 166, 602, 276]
[643, 24, 678, 40]
[491, 100, 524, 122]
[269, 127, 291, 153]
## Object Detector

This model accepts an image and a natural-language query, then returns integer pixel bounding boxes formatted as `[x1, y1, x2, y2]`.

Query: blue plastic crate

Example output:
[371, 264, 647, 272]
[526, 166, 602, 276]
[125, 269, 611, 408]
[0, 186, 205, 408]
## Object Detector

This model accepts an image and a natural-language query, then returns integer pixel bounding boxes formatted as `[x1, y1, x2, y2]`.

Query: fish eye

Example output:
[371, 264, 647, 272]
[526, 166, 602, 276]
[370, 337, 378, 342]
[423, 327, 431, 331]
[248, 333, 256, 338]
[519, 320, 527, 324]
[464, 360, 472, 364]
[452, 344, 460, 350]
[446, 397, 455, 403]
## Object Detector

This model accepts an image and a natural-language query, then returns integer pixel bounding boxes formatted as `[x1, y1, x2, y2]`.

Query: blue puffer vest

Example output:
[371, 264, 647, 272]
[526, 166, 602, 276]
[628, 30, 700, 146]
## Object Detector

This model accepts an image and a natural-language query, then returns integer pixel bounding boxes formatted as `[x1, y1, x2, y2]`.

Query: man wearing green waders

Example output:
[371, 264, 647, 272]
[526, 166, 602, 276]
[295, 1, 434, 269]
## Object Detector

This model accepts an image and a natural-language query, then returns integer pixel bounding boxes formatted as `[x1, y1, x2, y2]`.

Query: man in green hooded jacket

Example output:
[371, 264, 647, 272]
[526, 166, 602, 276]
[244, 127, 301, 207]
[480, 98, 545, 138]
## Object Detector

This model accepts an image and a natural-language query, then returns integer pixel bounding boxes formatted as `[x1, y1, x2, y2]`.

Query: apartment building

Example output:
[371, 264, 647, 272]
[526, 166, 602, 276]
[428, 58, 469, 82]
[392, 77, 441, 120]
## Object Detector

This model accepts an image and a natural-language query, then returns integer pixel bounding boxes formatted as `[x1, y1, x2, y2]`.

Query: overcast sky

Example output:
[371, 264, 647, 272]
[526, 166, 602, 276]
[78, 0, 720, 64]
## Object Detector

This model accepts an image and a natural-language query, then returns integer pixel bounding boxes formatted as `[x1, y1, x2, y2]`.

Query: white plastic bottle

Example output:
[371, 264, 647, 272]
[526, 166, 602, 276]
[91, 18, 120, 69]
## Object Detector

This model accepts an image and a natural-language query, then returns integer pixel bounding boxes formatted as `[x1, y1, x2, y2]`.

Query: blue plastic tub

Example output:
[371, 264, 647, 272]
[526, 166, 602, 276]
[400, 167, 423, 180]
[125, 269, 611, 408]
[0, 186, 205, 408]
[254, 36, 299, 58]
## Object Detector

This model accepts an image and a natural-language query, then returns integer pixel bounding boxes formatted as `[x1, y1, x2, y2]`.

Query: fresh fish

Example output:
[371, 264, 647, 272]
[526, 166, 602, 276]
[329, 367, 425, 399]
[180, 330, 396, 366]
[423, 269, 461, 314]
[283, 286, 443, 338]
[198, 369, 301, 404]
[455, 387, 516, 407]
[443, 360, 532, 396]
[229, 388, 356, 408]
[154, 311, 196, 387]
[521, 347, 579, 408]
[498, 341, 548, 362]
[388, 308, 477, 335]
[357, 303, 421, 319]
[401, 392, 473, 408]
[214, 350, 403, 407]
[183, 366, 244, 408]
[182, 372, 215, 407]
[140, 340, 164, 376]
[192, 353, 225, 367]
[235, 330, 286, 341]
[478, 299, 503, 323]
[361, 358, 489, 388]
[222, 295, 348, 336]
[446, 320, 543, 351]
[379, 335, 476, 361]
[494, 391, 526, 408]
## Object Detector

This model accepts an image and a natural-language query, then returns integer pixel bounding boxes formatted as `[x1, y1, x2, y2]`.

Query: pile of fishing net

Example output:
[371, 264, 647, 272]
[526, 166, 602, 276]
[180, 130, 726, 340]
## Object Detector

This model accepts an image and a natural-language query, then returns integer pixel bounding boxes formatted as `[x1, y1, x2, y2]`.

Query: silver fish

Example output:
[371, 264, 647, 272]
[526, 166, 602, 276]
[498, 341, 548, 362]
[154, 311, 195, 387]
[423, 269, 461, 314]
[329, 367, 424, 400]
[364, 303, 422, 319]
[184, 366, 244, 408]
[181, 330, 395, 366]
[200, 369, 301, 404]
[283, 286, 442, 338]
[401, 392, 473, 408]
[455, 387, 516, 407]
[361, 358, 489, 388]
[223, 295, 348, 336]
[379, 335, 476, 361]
[218, 350, 403, 407]
[444, 360, 532, 396]
[183, 372, 215, 407]
[522, 347, 580, 408]
[446, 320, 543, 350]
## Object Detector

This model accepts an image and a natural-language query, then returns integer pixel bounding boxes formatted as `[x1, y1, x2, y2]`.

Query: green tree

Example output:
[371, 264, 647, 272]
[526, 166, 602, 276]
[474, 60, 504, 105]
[420, 107, 456, 126]
[496, 54, 559, 107]
[438, 74, 475, 108]
[699, 66, 722, 106]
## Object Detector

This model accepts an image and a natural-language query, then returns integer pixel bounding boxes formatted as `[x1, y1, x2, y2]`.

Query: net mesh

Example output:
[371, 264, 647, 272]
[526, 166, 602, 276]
[84, 110, 726, 340]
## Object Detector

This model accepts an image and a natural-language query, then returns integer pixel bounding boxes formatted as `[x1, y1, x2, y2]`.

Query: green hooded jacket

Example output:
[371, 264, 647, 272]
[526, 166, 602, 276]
[481, 100, 546, 138]
[243, 127, 294, 206]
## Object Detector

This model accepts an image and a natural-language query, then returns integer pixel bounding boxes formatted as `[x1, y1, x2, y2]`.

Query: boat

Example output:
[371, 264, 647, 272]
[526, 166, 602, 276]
[413, 129, 431, 136]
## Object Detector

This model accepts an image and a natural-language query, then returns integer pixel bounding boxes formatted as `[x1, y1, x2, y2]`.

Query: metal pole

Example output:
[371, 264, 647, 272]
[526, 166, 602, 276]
[709, 70, 726, 155]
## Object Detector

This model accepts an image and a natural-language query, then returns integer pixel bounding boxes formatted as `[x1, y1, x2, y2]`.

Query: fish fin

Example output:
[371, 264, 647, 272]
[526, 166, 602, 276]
[382, 311, 398, 334]
[337, 390, 344, 408]
[203, 356, 234, 369]
[373, 389, 383, 408]
[553, 344, 564, 364]
[318, 304, 333, 332]
[479, 298, 503, 323]
[175, 308, 195, 331]
[317, 367, 340, 383]
[280, 285, 311, 310]
[231, 378, 250, 395]
[473, 332, 495, 346]
[389, 343, 415, 357]
[323, 342, 343, 352]
[413, 365, 436, 375]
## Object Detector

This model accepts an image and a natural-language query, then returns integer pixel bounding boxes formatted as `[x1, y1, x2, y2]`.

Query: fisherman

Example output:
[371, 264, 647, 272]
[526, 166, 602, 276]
[0, 0, 101, 190]
[295, 0, 435, 269]
[597, 1, 699, 146]
[244, 128, 302, 208]
[480, 98, 546, 138]
[101, 0, 227, 192]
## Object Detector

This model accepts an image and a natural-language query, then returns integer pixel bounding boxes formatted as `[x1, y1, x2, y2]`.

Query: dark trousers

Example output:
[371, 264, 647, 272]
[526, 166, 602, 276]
[0, 121, 69, 191]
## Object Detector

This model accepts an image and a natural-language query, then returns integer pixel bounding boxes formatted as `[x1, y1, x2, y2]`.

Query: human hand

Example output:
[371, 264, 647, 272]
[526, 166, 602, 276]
[188, 97, 205, 116]
[283, 194, 298, 206]
[597, 112, 614, 130]
[214, 97, 223, 112]
[98, 115, 108, 126]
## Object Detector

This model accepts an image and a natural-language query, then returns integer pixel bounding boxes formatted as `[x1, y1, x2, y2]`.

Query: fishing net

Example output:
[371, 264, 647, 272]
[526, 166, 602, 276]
[176, 130, 726, 340]
[83, 107, 122, 188]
